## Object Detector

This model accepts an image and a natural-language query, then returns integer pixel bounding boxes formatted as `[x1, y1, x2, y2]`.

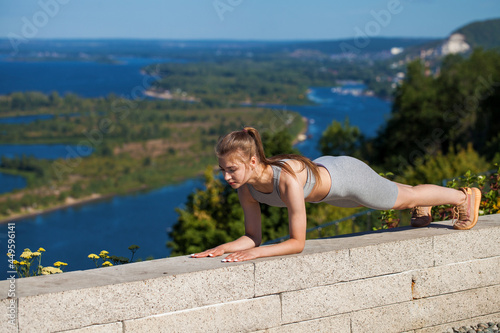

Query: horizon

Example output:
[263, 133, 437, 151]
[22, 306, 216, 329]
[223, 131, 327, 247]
[1, 1, 499, 41]
[0, 35, 443, 42]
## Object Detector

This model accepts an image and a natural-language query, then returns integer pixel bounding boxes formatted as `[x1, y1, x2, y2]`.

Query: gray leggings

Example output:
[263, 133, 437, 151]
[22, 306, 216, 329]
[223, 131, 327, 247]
[313, 156, 399, 210]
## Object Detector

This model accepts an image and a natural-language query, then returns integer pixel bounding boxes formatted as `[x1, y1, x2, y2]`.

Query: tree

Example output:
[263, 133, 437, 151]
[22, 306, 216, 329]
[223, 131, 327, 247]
[167, 166, 245, 256]
[318, 118, 363, 157]
[370, 49, 500, 170]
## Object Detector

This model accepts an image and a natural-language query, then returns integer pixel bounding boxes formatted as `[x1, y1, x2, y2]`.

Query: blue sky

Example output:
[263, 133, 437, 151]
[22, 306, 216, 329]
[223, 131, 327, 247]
[0, 0, 499, 40]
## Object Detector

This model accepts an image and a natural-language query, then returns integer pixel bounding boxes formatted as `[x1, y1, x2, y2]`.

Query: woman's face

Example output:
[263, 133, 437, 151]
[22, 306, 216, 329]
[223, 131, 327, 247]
[218, 152, 254, 189]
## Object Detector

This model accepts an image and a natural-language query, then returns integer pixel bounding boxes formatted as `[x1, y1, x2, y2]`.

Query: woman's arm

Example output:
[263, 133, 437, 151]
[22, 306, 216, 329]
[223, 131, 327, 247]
[222, 173, 307, 262]
[191, 185, 262, 258]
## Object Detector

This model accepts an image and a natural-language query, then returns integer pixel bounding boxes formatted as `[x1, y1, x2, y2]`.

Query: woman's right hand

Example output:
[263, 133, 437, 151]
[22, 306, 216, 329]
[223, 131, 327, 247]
[190, 246, 225, 258]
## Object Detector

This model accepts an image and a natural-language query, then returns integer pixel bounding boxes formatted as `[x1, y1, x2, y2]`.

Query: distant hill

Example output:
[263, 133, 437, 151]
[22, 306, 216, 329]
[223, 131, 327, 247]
[454, 18, 500, 49]
[274, 37, 437, 55]
[0, 37, 436, 61]
[397, 18, 500, 60]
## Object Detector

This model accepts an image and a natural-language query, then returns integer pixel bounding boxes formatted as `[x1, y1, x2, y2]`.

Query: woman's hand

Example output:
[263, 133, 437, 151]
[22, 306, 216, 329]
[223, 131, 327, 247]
[220, 248, 261, 262]
[190, 246, 225, 258]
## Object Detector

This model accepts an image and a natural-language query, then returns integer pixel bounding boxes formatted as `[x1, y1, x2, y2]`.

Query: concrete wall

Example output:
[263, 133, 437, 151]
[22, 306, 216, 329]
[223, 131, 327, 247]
[2, 214, 500, 333]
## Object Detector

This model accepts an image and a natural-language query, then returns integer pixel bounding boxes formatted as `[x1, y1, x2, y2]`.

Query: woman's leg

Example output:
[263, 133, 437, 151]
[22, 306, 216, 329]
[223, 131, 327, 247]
[392, 183, 466, 210]
[394, 183, 482, 230]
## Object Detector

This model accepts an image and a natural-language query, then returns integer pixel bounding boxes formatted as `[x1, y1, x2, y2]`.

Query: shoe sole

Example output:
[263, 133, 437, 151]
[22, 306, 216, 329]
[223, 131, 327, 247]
[454, 188, 482, 230]
[410, 206, 433, 228]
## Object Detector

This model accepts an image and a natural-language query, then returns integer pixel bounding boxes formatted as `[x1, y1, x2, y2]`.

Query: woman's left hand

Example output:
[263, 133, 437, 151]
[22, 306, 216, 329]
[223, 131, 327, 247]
[221, 248, 260, 262]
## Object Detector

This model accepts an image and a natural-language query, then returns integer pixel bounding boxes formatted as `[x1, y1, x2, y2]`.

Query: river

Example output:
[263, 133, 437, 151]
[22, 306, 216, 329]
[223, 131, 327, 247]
[0, 57, 391, 275]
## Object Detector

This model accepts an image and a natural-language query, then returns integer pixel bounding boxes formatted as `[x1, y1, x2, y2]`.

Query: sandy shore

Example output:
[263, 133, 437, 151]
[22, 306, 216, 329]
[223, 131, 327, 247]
[0, 193, 106, 224]
[144, 89, 198, 102]
[292, 116, 309, 145]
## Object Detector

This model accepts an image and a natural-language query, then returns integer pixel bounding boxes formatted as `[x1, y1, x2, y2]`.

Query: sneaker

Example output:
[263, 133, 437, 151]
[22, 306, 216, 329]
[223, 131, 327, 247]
[410, 206, 433, 227]
[453, 187, 482, 230]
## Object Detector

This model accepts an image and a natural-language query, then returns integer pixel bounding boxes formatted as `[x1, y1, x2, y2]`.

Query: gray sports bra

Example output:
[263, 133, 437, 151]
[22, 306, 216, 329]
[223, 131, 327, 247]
[246, 160, 316, 207]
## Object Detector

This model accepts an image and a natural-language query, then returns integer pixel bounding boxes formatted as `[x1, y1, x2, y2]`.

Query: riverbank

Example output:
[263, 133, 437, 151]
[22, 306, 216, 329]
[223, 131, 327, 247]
[0, 183, 158, 224]
[292, 116, 309, 145]
[0, 192, 106, 224]
[144, 89, 199, 102]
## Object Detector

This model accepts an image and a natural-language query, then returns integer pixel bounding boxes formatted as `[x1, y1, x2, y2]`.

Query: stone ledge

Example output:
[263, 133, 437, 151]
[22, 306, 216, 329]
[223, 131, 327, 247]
[1, 215, 499, 332]
[5, 216, 500, 299]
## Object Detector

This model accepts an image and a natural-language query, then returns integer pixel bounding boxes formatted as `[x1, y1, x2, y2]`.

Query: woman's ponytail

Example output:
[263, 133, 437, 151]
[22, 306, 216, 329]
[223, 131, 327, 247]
[243, 127, 267, 164]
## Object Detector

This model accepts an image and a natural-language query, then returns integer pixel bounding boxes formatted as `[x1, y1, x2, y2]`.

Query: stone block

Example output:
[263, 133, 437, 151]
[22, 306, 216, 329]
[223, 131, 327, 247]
[18, 264, 254, 333]
[433, 225, 500, 266]
[265, 314, 350, 333]
[1, 298, 17, 333]
[351, 285, 500, 332]
[412, 256, 500, 299]
[64, 322, 123, 333]
[281, 272, 412, 324]
[254, 249, 350, 296]
[123, 295, 281, 333]
[349, 237, 434, 280]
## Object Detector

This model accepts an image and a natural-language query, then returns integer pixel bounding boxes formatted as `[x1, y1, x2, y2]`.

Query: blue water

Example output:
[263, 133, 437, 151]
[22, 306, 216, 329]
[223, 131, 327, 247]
[0, 179, 203, 276]
[0, 58, 391, 276]
[0, 57, 176, 98]
[0, 173, 26, 194]
[270, 86, 391, 159]
[0, 113, 82, 124]
[0, 143, 93, 160]
[0, 114, 55, 124]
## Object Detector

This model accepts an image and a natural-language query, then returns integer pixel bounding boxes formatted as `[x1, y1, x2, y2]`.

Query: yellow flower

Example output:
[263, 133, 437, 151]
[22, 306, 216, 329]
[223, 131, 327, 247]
[53, 261, 68, 267]
[88, 254, 99, 259]
[37, 247, 46, 252]
[13, 260, 19, 265]
[31, 252, 41, 257]
[19, 261, 27, 266]
[101, 261, 113, 267]
[99, 250, 109, 259]
[20, 251, 32, 259]
[41, 267, 63, 275]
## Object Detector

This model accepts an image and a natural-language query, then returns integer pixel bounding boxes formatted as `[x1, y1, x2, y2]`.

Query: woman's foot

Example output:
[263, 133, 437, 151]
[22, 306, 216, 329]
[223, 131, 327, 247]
[410, 206, 433, 227]
[453, 187, 482, 230]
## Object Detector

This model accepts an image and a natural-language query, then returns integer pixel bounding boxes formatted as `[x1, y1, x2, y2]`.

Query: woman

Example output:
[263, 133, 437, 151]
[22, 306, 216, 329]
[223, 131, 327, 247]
[191, 127, 482, 262]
